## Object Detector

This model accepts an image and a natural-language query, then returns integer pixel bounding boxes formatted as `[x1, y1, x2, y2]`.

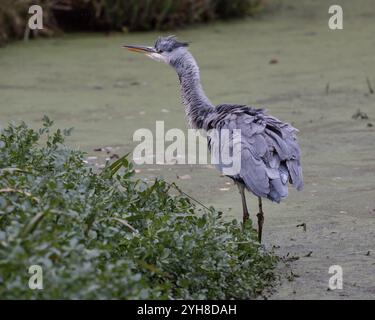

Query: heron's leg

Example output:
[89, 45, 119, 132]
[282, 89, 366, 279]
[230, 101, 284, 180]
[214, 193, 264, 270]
[237, 183, 249, 224]
[257, 197, 265, 242]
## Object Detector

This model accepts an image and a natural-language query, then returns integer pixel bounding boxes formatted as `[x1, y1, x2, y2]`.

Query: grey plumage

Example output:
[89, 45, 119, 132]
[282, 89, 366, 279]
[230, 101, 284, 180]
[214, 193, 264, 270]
[163, 37, 303, 203]
[204, 104, 303, 202]
[124, 35, 304, 241]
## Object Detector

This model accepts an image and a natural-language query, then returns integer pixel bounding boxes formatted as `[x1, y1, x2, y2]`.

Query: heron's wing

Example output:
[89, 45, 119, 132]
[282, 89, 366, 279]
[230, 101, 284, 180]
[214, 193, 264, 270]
[205, 104, 303, 202]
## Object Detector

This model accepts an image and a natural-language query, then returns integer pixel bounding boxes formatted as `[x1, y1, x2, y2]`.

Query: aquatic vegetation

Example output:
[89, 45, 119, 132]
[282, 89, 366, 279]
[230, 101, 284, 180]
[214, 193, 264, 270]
[0, 117, 276, 299]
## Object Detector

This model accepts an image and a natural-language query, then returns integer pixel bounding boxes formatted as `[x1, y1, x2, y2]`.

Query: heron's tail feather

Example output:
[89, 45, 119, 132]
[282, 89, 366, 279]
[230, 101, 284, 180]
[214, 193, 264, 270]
[267, 164, 289, 202]
[286, 159, 303, 191]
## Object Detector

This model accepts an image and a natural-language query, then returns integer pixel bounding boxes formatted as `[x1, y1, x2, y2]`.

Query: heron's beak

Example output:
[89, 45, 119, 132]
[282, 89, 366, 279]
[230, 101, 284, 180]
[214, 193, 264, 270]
[122, 45, 156, 54]
[122, 44, 165, 63]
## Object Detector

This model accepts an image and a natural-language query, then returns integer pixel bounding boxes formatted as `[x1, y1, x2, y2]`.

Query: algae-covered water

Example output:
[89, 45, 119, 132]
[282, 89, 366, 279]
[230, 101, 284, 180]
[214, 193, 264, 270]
[1, 0, 375, 299]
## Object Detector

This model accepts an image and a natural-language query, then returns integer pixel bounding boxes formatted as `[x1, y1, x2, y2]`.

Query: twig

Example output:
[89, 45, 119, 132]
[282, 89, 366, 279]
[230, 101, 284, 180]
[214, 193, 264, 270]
[366, 77, 374, 94]
[22, 211, 45, 236]
[0, 167, 31, 174]
[0, 188, 40, 203]
[296, 222, 307, 232]
[111, 217, 138, 234]
[166, 181, 212, 211]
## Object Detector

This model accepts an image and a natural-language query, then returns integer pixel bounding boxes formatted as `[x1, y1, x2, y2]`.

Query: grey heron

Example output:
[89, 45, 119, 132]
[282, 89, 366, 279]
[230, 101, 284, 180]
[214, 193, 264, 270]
[123, 36, 303, 242]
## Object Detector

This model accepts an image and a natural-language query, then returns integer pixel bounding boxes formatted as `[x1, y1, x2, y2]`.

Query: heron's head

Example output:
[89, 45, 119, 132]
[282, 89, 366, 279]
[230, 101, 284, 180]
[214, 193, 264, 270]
[123, 35, 189, 65]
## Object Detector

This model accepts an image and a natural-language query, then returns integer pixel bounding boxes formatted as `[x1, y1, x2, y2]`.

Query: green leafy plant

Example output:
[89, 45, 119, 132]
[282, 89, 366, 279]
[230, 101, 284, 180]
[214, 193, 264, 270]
[0, 117, 276, 299]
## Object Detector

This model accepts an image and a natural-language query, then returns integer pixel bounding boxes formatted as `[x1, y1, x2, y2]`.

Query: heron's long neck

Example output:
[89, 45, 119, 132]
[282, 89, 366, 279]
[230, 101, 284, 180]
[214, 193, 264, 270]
[171, 52, 214, 129]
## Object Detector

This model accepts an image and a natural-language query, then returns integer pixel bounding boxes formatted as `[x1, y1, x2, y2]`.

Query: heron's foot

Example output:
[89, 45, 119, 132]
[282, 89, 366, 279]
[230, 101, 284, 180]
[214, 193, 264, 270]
[256, 212, 264, 242]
